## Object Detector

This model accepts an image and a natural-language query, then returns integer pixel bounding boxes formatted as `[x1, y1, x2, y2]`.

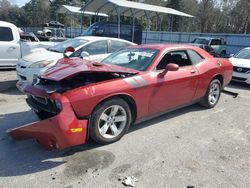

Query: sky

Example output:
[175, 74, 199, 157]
[9, 0, 30, 7]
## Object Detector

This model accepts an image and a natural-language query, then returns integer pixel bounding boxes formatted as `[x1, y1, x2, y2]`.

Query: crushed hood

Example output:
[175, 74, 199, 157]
[41, 58, 139, 81]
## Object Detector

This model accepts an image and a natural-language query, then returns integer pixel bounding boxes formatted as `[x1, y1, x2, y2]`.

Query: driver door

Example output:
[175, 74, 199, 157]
[0, 26, 20, 67]
[148, 50, 199, 115]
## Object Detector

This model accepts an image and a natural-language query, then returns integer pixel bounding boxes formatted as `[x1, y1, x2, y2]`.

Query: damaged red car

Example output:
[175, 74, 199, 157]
[8, 44, 233, 150]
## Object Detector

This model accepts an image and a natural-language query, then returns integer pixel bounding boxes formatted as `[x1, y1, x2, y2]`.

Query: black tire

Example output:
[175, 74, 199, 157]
[35, 110, 53, 120]
[220, 50, 226, 58]
[89, 97, 132, 144]
[199, 79, 222, 108]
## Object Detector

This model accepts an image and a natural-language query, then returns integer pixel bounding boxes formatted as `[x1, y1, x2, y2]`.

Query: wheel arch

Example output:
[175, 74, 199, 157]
[91, 93, 138, 123]
[212, 74, 224, 86]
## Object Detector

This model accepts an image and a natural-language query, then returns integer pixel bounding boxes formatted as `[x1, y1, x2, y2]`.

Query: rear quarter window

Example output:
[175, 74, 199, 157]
[0, 27, 14, 41]
[187, 50, 204, 65]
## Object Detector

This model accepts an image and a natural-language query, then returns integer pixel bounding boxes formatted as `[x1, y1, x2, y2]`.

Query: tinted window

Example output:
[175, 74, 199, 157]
[83, 25, 99, 36]
[187, 50, 204, 64]
[110, 40, 131, 53]
[210, 39, 222, 45]
[81, 40, 108, 55]
[156, 50, 191, 70]
[0, 27, 13, 41]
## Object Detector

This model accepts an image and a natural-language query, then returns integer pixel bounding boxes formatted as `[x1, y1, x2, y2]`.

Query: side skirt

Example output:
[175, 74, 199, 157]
[134, 98, 203, 125]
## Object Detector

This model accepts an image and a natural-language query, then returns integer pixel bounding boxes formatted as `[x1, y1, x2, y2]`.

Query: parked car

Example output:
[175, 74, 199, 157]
[0, 21, 58, 68]
[20, 32, 40, 42]
[188, 43, 219, 57]
[82, 22, 142, 44]
[229, 47, 250, 84]
[16, 36, 136, 84]
[44, 21, 64, 28]
[192, 37, 227, 57]
[9, 44, 233, 150]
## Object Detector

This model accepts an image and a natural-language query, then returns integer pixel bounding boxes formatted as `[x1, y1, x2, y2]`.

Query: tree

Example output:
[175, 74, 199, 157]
[230, 0, 250, 34]
[23, 0, 50, 26]
[165, 0, 181, 32]
[178, 0, 199, 32]
[0, 0, 28, 26]
[50, 0, 87, 26]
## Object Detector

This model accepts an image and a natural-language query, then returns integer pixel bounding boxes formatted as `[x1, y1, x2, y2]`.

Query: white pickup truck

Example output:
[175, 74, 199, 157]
[0, 21, 58, 68]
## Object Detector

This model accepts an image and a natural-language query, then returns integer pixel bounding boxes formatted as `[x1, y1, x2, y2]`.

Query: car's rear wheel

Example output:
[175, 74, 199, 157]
[89, 98, 132, 144]
[199, 79, 221, 108]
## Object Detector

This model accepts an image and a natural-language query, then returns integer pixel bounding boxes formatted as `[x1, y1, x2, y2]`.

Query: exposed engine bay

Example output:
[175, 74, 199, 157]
[35, 72, 135, 94]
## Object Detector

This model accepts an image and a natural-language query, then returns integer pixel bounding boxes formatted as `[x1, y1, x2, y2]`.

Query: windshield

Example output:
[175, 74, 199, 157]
[47, 38, 88, 53]
[101, 48, 159, 71]
[234, 49, 250, 60]
[82, 25, 99, 36]
[193, 38, 209, 45]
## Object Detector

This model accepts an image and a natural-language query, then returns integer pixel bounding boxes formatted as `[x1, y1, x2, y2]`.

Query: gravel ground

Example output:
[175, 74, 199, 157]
[0, 70, 249, 188]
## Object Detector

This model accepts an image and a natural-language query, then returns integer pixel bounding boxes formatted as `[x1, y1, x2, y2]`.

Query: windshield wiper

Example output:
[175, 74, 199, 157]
[48, 48, 60, 53]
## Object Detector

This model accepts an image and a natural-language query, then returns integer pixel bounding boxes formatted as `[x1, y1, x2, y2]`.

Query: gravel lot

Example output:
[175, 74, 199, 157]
[0, 70, 249, 188]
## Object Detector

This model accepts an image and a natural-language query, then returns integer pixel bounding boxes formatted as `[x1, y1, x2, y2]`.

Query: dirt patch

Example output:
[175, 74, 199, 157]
[63, 150, 115, 178]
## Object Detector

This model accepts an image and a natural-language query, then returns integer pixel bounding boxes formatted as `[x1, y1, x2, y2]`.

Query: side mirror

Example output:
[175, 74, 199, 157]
[64, 47, 75, 53]
[80, 51, 90, 60]
[166, 63, 179, 71]
[158, 63, 179, 78]
[63, 47, 75, 58]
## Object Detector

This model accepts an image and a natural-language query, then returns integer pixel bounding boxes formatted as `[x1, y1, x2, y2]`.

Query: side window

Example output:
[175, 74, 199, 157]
[156, 50, 191, 70]
[187, 50, 204, 65]
[0, 27, 14, 41]
[81, 40, 108, 55]
[210, 39, 221, 45]
[110, 40, 130, 53]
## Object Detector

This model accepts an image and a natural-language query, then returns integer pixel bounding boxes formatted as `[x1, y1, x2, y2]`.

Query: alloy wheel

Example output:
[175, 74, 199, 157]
[98, 105, 127, 139]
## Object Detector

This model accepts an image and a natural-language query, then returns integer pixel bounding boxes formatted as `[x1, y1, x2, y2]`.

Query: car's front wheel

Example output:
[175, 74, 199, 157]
[199, 79, 222, 108]
[89, 98, 132, 144]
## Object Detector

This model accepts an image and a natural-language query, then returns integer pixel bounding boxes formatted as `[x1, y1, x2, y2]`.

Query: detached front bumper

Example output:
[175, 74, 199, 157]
[7, 87, 88, 150]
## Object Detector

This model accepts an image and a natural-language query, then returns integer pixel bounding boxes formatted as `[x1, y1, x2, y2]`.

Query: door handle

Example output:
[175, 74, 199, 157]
[9, 46, 17, 50]
[190, 70, 196, 74]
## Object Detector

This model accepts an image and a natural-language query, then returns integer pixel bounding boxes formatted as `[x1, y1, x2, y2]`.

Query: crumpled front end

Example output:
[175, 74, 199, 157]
[8, 83, 88, 150]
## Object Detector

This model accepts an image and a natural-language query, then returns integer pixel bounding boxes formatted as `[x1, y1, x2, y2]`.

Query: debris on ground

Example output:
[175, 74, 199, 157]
[122, 176, 138, 187]
[222, 89, 239, 98]
[91, 168, 100, 177]
[187, 185, 195, 188]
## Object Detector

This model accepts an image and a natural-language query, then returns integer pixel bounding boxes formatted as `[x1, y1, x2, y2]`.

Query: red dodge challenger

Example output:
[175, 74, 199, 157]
[8, 44, 233, 150]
